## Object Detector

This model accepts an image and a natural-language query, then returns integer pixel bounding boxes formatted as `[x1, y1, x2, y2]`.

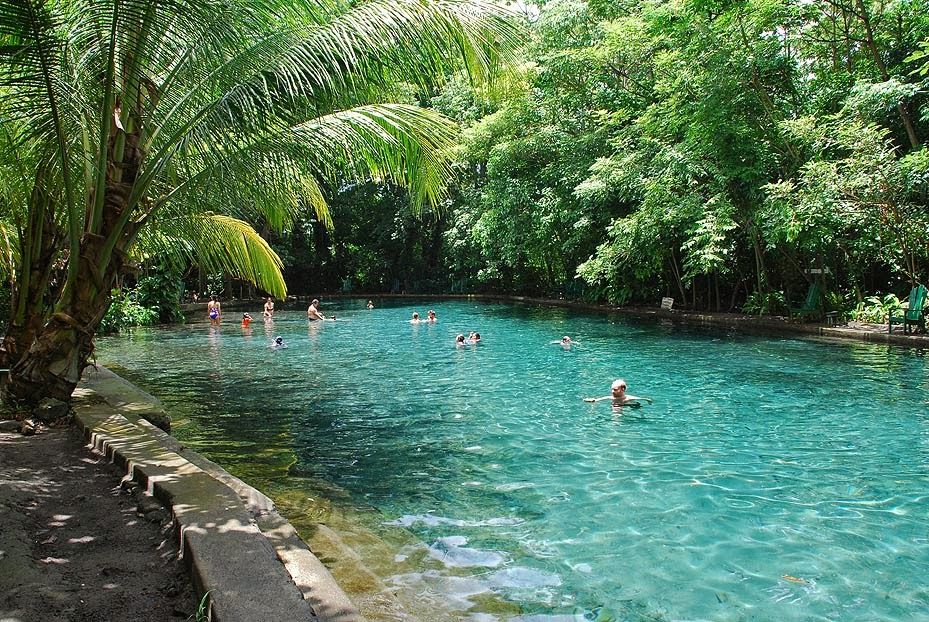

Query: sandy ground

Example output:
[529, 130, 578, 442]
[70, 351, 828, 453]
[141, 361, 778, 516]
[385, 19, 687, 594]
[0, 424, 196, 622]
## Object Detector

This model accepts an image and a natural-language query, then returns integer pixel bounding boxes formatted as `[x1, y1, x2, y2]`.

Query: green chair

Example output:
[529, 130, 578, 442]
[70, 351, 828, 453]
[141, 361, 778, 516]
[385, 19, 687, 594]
[788, 282, 822, 321]
[888, 284, 927, 334]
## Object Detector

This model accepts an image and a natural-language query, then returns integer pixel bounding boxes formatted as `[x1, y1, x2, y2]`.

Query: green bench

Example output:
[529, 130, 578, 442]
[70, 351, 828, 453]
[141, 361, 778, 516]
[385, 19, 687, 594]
[888, 284, 927, 334]
[789, 282, 822, 322]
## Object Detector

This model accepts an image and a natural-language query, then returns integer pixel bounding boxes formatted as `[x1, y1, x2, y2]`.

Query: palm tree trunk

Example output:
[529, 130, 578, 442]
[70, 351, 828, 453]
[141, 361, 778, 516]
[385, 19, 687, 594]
[1, 178, 62, 370]
[4, 234, 120, 408]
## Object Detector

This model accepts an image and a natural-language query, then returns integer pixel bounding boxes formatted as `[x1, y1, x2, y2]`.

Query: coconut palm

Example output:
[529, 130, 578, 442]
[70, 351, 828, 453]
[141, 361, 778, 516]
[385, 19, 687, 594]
[0, 0, 520, 407]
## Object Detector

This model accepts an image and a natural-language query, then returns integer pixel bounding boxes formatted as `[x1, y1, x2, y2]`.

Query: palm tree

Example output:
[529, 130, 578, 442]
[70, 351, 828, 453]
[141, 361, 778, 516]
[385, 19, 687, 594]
[0, 0, 519, 409]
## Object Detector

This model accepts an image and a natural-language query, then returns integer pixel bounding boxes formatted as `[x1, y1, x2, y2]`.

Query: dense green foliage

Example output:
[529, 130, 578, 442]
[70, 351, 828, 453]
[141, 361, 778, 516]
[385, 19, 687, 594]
[0, 0, 520, 404]
[99, 288, 159, 334]
[284, 0, 929, 318]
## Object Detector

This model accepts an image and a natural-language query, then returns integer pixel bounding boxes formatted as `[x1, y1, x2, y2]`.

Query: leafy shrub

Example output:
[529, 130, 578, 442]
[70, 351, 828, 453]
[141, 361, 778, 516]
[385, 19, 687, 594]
[851, 293, 903, 323]
[741, 290, 787, 315]
[135, 267, 185, 324]
[99, 288, 159, 334]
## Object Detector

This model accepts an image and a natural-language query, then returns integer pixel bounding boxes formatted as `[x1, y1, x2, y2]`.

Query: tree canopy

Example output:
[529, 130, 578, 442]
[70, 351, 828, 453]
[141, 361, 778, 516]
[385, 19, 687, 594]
[0, 0, 520, 406]
[297, 0, 927, 312]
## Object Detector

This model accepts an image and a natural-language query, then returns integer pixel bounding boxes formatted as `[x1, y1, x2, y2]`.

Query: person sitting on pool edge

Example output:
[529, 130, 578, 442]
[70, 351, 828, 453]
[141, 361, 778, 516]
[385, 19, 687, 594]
[584, 379, 652, 405]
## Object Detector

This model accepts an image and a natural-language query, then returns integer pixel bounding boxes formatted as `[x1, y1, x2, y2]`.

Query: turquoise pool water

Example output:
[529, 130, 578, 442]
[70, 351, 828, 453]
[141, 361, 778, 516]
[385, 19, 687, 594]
[97, 299, 929, 621]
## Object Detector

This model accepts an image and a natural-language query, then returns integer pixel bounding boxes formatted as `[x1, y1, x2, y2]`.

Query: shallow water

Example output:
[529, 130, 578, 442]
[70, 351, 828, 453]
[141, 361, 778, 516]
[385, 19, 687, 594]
[97, 299, 929, 621]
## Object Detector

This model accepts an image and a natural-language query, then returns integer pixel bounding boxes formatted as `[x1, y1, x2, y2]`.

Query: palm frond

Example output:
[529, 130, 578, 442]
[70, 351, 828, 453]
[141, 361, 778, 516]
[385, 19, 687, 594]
[137, 213, 286, 297]
[148, 102, 457, 235]
[0, 219, 19, 280]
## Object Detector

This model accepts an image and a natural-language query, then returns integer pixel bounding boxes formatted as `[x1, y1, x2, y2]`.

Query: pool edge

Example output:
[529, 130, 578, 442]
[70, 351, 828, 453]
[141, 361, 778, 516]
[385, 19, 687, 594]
[75, 365, 364, 622]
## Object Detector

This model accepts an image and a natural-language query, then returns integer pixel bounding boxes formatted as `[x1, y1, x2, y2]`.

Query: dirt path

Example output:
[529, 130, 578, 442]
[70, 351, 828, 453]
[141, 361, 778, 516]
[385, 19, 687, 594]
[0, 425, 196, 622]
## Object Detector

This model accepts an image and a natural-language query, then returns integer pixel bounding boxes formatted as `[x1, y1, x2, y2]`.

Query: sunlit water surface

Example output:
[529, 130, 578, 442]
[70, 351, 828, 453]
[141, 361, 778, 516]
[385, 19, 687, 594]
[96, 299, 929, 621]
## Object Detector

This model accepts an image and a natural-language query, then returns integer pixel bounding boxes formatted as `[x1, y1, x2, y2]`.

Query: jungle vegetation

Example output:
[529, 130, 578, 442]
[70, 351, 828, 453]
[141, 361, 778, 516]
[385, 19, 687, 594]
[0, 0, 519, 407]
[3, 0, 929, 409]
[268, 0, 929, 317]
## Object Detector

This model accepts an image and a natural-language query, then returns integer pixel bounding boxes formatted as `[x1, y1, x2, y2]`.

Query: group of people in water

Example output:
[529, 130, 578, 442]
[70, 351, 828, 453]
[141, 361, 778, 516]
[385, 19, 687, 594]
[455, 331, 481, 346]
[207, 296, 650, 408]
[409, 309, 437, 323]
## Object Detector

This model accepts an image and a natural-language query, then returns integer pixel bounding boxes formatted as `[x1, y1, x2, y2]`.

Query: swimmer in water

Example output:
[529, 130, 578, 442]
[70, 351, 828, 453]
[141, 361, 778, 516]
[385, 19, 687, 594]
[584, 379, 652, 406]
[307, 298, 329, 321]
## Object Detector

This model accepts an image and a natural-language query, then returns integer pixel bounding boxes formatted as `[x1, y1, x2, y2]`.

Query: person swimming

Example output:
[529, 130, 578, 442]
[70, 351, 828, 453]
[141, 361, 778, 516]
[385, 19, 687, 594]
[410, 312, 421, 323]
[455, 334, 466, 346]
[271, 335, 287, 349]
[426, 309, 437, 322]
[584, 379, 652, 406]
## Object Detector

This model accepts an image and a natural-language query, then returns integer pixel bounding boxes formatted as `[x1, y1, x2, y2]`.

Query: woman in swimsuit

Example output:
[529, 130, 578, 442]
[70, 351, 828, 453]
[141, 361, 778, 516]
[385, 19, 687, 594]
[207, 296, 221, 326]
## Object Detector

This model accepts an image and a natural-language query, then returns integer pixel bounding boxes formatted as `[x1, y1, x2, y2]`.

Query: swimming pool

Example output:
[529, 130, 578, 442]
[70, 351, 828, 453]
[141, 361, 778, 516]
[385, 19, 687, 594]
[96, 299, 929, 621]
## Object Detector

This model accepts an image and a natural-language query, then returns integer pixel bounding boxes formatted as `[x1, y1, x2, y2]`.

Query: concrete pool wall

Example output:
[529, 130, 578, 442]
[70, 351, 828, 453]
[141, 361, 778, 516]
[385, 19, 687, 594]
[75, 366, 363, 622]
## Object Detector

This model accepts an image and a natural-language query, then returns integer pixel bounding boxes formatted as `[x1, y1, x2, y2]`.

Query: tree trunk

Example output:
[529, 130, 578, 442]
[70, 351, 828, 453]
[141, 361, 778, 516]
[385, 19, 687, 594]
[854, 0, 920, 149]
[3, 234, 121, 408]
[0, 314, 45, 372]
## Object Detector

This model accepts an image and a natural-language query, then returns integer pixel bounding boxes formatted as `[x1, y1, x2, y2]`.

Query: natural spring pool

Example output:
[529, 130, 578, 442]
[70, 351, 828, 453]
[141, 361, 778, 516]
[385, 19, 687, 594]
[96, 299, 929, 621]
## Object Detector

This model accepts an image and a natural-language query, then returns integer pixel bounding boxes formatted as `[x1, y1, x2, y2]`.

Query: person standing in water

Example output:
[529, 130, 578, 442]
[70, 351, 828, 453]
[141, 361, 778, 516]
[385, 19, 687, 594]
[207, 295, 221, 326]
[307, 298, 331, 321]
[263, 297, 275, 318]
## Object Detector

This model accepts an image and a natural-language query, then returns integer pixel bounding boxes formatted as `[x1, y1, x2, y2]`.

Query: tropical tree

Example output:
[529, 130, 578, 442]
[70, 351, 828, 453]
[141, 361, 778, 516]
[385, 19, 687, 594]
[0, 0, 519, 409]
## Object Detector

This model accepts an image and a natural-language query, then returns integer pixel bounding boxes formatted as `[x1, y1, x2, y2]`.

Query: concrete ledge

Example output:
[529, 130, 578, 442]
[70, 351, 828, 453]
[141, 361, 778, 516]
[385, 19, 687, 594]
[73, 367, 361, 622]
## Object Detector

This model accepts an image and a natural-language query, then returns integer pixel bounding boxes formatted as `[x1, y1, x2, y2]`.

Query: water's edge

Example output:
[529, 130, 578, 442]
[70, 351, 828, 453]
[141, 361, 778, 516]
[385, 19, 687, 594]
[180, 293, 929, 349]
[77, 365, 368, 621]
